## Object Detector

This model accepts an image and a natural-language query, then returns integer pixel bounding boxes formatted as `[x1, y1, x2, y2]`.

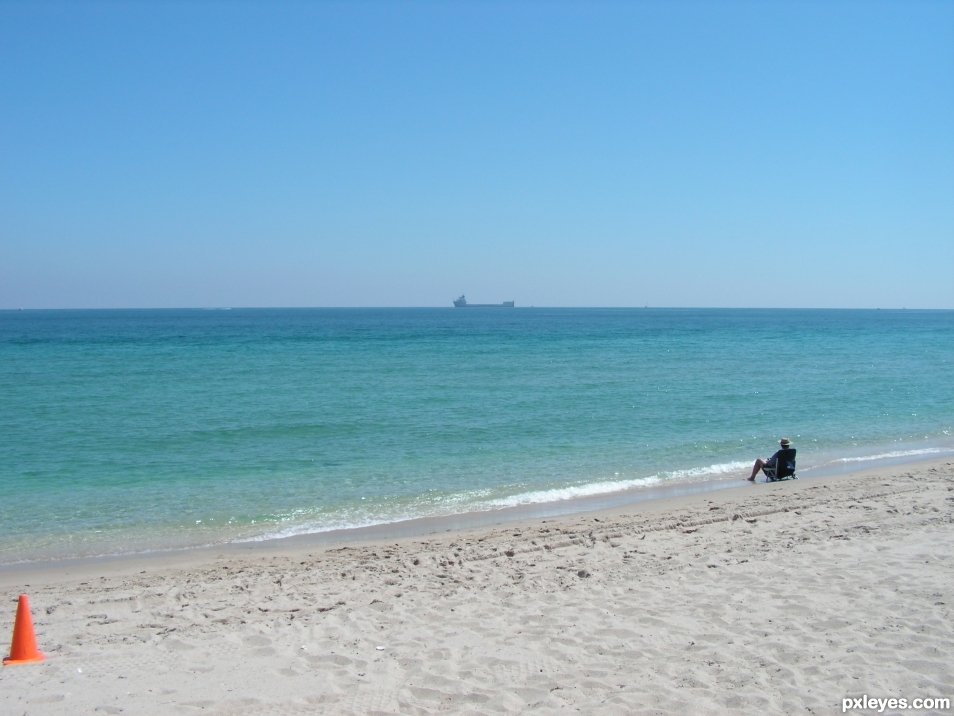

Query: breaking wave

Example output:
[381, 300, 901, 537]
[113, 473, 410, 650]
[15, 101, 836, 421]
[837, 448, 946, 463]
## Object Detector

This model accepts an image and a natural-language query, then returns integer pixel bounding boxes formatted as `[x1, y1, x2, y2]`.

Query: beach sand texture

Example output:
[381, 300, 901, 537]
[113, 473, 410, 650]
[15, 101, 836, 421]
[1, 459, 952, 715]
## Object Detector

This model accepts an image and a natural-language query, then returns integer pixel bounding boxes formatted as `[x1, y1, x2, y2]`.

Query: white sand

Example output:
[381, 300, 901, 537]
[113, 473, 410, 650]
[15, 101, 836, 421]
[1, 459, 952, 715]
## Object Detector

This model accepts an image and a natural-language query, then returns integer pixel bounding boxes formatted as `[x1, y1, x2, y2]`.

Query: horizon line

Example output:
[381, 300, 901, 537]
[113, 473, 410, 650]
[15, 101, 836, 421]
[2, 306, 952, 312]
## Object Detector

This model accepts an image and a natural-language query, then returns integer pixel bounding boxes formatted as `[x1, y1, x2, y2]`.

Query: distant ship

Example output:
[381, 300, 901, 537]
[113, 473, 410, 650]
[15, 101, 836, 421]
[453, 295, 514, 308]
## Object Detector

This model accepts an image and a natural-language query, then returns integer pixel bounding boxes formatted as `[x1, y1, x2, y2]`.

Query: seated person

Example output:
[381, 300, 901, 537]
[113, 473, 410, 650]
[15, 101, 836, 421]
[747, 438, 793, 481]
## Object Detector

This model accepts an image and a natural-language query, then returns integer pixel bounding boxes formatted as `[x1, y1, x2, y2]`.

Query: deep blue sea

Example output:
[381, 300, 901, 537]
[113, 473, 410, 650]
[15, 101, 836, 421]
[1, 308, 952, 564]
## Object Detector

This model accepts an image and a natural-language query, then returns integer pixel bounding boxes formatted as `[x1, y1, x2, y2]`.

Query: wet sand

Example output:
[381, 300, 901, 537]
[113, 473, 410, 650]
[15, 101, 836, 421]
[1, 458, 952, 715]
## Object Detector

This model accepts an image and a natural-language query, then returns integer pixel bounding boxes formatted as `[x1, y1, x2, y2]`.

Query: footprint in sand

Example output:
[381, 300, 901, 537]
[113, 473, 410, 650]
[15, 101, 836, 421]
[243, 634, 272, 647]
[162, 638, 196, 651]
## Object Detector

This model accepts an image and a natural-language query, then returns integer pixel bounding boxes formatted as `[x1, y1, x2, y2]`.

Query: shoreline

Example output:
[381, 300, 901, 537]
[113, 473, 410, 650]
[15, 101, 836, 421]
[3, 447, 952, 575]
[0, 452, 948, 583]
[1, 456, 951, 714]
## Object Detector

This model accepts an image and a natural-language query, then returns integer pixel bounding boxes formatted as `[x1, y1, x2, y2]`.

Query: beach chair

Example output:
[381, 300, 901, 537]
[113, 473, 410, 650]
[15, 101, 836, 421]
[762, 448, 797, 481]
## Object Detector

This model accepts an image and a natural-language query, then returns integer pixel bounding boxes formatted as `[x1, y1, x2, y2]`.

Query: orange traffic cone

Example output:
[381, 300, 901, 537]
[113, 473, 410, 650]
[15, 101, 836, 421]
[3, 594, 45, 665]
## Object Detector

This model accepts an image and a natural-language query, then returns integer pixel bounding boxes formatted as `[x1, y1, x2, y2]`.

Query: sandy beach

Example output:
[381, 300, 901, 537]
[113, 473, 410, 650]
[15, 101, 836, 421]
[1, 458, 951, 715]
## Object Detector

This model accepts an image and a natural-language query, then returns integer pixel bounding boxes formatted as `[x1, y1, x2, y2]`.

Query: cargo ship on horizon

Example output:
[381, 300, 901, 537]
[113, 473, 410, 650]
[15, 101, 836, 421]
[453, 295, 514, 308]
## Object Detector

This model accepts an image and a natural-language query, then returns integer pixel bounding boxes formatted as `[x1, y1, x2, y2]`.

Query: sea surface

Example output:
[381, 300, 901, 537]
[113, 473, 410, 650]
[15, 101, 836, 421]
[2, 308, 952, 564]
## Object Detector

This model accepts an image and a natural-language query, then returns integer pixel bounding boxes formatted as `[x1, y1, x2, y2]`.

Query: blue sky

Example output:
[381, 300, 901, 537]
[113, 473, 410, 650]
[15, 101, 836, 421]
[1, 1, 952, 308]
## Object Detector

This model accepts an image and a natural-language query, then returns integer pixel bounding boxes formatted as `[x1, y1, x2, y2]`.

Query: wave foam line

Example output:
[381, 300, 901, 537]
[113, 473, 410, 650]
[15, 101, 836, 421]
[837, 448, 947, 464]
[665, 460, 751, 479]
[239, 515, 409, 543]
[487, 476, 663, 508]
[487, 460, 752, 509]
[243, 459, 757, 543]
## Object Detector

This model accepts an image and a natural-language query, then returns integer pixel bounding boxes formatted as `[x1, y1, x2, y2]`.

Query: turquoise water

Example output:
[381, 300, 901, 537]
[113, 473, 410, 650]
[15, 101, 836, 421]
[1, 308, 952, 563]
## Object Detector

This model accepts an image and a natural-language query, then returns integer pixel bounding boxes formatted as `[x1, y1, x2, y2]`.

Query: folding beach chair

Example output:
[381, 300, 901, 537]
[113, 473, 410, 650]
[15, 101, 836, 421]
[762, 448, 797, 482]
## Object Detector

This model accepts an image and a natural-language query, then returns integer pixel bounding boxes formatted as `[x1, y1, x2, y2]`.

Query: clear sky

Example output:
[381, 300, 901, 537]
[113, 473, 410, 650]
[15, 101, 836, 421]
[1, 1, 952, 309]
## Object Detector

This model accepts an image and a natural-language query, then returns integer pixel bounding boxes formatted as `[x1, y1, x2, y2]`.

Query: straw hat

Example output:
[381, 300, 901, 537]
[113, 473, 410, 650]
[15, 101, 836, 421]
[779, 437, 791, 447]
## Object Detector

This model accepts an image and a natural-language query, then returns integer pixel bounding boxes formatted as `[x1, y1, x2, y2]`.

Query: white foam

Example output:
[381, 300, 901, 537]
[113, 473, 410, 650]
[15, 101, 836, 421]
[485, 459, 752, 509]
[837, 448, 946, 463]
[242, 460, 759, 541]
[486, 476, 664, 508]
[665, 460, 751, 479]
[238, 448, 954, 546]
[240, 516, 403, 542]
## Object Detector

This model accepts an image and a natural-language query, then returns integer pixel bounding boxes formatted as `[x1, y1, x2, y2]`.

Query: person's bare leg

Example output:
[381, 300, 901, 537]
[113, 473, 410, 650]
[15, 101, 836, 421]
[748, 458, 765, 481]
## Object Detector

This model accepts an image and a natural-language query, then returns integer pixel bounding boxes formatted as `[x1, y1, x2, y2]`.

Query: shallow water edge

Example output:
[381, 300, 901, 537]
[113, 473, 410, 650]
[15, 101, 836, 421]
[4, 448, 951, 575]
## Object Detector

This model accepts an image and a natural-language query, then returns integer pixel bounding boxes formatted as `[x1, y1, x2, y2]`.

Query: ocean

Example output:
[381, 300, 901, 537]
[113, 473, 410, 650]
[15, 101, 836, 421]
[1, 308, 952, 564]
